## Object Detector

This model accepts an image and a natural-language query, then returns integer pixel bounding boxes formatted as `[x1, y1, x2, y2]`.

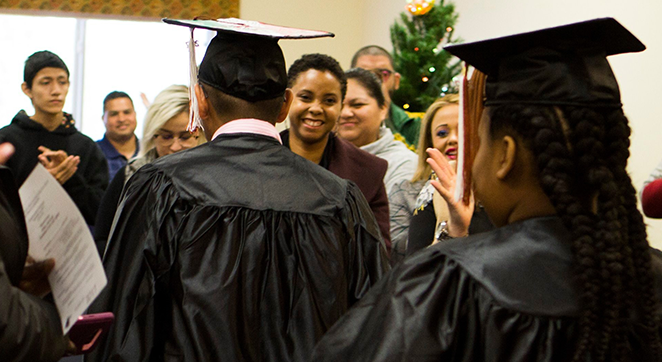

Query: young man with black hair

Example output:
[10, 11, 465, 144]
[0, 50, 108, 226]
[97, 91, 139, 180]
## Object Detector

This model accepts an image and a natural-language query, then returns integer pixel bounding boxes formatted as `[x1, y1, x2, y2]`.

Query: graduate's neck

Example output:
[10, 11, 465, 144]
[289, 133, 329, 165]
[31, 109, 64, 132]
[505, 187, 556, 225]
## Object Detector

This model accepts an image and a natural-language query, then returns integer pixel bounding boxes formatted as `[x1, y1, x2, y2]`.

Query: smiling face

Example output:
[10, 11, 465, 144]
[337, 79, 387, 148]
[23, 67, 69, 116]
[103, 97, 137, 142]
[430, 104, 459, 161]
[288, 69, 342, 146]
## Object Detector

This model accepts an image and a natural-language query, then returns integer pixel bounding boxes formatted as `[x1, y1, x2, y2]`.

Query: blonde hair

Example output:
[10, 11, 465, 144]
[139, 85, 206, 157]
[411, 94, 460, 182]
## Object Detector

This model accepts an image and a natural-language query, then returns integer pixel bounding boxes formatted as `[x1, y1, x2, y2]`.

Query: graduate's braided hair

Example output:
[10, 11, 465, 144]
[488, 104, 661, 362]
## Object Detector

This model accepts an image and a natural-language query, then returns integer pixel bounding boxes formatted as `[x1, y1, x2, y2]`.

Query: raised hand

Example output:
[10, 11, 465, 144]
[426, 148, 474, 237]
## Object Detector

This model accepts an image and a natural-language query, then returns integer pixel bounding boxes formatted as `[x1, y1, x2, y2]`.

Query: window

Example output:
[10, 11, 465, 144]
[0, 13, 213, 141]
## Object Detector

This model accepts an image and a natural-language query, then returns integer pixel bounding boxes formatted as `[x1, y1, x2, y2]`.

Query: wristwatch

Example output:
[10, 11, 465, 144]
[434, 220, 451, 242]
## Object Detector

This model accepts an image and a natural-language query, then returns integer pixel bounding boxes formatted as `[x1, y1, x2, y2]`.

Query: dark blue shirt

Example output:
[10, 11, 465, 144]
[96, 135, 139, 180]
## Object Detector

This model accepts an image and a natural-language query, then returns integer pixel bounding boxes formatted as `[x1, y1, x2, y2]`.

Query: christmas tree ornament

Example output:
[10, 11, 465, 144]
[391, 0, 462, 111]
[406, 0, 434, 16]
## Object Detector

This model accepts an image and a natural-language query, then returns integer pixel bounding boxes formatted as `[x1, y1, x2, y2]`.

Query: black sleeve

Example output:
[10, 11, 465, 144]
[406, 202, 436, 256]
[0, 254, 66, 361]
[93, 166, 127, 257]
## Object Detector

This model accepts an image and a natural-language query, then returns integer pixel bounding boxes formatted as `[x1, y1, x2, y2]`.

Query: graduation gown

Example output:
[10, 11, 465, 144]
[312, 216, 662, 361]
[87, 133, 389, 362]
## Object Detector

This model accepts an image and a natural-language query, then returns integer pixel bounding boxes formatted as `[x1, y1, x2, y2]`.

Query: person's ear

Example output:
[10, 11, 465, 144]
[21, 82, 32, 99]
[393, 72, 401, 91]
[276, 89, 293, 124]
[379, 103, 388, 121]
[194, 83, 210, 120]
[495, 135, 517, 180]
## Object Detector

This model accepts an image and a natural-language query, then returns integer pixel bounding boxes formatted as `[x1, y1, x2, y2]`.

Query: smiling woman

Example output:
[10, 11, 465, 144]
[281, 54, 393, 253]
[337, 68, 417, 198]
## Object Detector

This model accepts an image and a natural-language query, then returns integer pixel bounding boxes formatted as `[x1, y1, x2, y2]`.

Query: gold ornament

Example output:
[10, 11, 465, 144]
[406, 0, 434, 16]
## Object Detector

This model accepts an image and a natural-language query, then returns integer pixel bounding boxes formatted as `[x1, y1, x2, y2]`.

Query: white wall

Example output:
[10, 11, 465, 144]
[355, 0, 662, 248]
[241, 0, 367, 70]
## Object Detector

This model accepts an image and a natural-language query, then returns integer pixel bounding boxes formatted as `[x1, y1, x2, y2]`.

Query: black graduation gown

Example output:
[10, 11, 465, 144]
[0, 166, 65, 361]
[87, 133, 389, 362]
[312, 216, 662, 361]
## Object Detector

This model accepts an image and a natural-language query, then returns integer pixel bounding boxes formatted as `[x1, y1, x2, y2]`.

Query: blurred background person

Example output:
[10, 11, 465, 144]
[93, 85, 205, 255]
[642, 158, 662, 218]
[388, 94, 459, 261]
[97, 91, 139, 180]
[351, 45, 420, 149]
[336, 67, 417, 198]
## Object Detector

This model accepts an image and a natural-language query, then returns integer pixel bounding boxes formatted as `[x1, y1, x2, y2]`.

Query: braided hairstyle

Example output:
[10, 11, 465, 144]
[487, 104, 661, 362]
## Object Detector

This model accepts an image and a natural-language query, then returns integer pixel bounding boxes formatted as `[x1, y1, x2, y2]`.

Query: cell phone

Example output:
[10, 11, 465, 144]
[67, 312, 114, 354]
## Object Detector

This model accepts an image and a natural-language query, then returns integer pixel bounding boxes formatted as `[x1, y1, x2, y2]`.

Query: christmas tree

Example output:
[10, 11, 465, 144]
[390, 0, 462, 112]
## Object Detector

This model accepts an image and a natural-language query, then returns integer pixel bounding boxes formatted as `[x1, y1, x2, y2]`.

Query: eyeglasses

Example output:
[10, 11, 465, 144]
[153, 132, 199, 147]
[371, 68, 394, 82]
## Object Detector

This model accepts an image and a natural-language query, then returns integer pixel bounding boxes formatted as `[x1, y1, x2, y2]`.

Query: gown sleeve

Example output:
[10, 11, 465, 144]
[342, 182, 391, 303]
[0, 254, 66, 362]
[93, 165, 127, 256]
[86, 166, 184, 362]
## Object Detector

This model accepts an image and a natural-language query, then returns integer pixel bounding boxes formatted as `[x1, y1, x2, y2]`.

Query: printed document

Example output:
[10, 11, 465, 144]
[19, 164, 107, 334]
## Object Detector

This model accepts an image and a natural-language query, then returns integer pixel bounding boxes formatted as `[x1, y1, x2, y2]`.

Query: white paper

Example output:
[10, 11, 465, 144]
[18, 164, 107, 334]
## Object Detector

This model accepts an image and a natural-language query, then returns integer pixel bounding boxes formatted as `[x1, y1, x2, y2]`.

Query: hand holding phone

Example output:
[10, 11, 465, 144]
[66, 312, 114, 355]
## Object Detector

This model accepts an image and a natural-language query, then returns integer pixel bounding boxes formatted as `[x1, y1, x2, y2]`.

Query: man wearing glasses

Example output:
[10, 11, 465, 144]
[351, 45, 421, 149]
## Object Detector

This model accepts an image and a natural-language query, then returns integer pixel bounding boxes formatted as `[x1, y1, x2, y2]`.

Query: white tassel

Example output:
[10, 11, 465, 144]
[188, 28, 203, 133]
[453, 64, 467, 203]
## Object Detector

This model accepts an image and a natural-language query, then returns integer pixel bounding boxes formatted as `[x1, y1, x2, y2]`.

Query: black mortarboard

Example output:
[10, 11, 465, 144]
[444, 18, 645, 108]
[163, 18, 334, 131]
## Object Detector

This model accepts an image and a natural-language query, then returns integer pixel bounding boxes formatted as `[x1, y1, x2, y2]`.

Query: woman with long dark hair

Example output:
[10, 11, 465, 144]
[312, 18, 662, 361]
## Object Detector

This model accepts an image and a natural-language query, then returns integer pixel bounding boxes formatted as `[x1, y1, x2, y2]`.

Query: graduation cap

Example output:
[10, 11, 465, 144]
[442, 18, 645, 203]
[445, 17, 645, 108]
[163, 18, 334, 131]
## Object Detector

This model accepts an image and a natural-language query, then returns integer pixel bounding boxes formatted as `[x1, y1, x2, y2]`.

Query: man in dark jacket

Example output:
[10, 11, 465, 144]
[0, 142, 68, 361]
[87, 19, 389, 362]
[0, 51, 108, 226]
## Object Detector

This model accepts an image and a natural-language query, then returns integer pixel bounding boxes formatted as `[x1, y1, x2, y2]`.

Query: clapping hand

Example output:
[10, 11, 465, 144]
[38, 146, 79, 185]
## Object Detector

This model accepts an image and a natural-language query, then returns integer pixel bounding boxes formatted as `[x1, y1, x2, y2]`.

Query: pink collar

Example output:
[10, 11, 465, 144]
[211, 118, 282, 144]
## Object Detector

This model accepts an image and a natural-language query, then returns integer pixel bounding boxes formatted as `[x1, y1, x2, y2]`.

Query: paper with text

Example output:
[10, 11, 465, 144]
[19, 164, 107, 334]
